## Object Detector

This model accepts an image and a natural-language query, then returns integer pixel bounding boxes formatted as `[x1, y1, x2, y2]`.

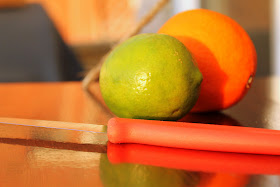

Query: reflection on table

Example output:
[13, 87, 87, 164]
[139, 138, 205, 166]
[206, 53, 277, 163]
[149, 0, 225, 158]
[0, 77, 279, 186]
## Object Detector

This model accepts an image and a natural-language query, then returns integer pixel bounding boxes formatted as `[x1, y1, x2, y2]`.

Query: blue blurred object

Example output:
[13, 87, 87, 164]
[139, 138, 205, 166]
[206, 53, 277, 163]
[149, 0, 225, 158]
[0, 4, 83, 82]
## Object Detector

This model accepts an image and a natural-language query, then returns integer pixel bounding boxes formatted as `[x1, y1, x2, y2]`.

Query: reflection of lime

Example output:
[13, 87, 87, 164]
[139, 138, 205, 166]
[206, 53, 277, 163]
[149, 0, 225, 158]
[99, 154, 200, 187]
[100, 33, 202, 120]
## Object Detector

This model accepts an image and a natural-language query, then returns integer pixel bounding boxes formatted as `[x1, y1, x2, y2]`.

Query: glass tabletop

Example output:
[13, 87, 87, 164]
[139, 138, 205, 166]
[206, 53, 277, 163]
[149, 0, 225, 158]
[0, 121, 279, 187]
[0, 77, 279, 186]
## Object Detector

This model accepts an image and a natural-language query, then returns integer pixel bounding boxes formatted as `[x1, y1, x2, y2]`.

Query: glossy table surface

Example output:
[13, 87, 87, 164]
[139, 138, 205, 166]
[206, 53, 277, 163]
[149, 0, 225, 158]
[0, 77, 279, 187]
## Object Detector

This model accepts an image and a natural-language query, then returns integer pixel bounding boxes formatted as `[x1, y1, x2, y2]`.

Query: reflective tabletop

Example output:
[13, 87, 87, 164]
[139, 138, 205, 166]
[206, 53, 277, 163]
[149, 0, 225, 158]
[0, 77, 279, 186]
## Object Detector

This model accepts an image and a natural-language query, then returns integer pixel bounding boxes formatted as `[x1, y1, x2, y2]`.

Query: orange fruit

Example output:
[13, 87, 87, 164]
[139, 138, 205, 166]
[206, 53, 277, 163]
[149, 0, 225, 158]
[158, 9, 257, 112]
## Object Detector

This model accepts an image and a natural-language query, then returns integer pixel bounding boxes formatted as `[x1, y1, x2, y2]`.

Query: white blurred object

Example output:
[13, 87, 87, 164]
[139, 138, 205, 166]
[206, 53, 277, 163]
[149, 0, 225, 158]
[172, 0, 201, 14]
[139, 0, 201, 33]
[138, 0, 172, 33]
[272, 0, 280, 75]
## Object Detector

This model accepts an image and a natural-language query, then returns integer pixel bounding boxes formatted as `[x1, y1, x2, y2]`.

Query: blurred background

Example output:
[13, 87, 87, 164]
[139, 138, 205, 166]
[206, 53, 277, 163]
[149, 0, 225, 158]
[0, 0, 276, 82]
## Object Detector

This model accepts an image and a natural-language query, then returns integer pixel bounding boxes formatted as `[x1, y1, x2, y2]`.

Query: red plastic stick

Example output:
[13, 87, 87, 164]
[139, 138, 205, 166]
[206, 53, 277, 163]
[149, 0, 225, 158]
[107, 117, 280, 155]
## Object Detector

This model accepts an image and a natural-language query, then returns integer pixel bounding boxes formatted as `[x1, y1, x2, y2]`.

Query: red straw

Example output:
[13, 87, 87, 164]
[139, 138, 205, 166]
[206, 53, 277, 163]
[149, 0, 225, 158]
[107, 117, 280, 155]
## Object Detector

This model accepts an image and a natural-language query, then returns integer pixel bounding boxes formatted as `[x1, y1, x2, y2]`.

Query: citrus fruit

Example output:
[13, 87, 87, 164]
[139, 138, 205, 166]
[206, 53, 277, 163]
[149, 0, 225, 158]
[99, 153, 200, 187]
[158, 9, 257, 112]
[99, 33, 202, 120]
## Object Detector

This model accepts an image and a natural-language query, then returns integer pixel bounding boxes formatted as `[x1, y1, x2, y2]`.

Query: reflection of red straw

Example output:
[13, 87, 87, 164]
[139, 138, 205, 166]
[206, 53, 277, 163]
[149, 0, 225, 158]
[107, 143, 280, 175]
[197, 173, 249, 187]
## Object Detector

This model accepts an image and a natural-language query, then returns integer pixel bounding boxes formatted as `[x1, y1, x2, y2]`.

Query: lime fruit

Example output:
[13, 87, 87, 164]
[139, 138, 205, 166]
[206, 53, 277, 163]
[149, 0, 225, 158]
[100, 33, 202, 120]
[99, 153, 200, 187]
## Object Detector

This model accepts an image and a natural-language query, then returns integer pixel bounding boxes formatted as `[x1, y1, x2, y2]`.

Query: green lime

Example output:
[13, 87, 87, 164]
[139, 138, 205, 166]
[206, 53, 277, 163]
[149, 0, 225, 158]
[99, 153, 200, 187]
[100, 33, 202, 120]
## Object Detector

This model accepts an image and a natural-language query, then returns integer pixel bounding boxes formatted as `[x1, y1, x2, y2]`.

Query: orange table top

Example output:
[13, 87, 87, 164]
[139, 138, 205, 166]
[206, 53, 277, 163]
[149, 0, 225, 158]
[0, 81, 111, 125]
[0, 77, 279, 186]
